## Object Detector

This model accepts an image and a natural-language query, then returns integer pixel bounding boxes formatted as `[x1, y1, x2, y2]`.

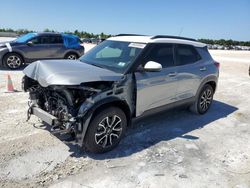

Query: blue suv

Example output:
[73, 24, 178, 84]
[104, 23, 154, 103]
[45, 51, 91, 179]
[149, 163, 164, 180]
[0, 32, 85, 69]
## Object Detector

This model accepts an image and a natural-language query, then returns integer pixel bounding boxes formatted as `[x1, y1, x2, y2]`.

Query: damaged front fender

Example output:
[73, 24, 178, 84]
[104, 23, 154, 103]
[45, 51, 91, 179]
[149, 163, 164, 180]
[74, 75, 135, 146]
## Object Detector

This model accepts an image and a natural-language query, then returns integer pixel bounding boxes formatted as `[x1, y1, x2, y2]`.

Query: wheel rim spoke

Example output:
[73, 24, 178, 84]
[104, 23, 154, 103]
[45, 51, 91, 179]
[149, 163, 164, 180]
[96, 134, 107, 144]
[112, 119, 121, 131]
[102, 135, 108, 147]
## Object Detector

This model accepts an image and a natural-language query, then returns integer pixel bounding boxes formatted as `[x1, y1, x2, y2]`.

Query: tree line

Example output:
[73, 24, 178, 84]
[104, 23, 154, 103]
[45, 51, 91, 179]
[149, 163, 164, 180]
[197, 39, 250, 47]
[0, 28, 112, 39]
[0, 28, 249, 46]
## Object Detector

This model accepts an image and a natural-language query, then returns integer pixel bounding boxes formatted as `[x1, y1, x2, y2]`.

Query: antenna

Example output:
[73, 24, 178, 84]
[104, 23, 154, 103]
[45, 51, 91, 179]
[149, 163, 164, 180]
[179, 27, 184, 36]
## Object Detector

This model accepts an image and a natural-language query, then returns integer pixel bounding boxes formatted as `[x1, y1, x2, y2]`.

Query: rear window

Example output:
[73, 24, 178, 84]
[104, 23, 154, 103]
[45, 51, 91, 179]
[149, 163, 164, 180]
[62, 34, 81, 48]
[176, 44, 201, 66]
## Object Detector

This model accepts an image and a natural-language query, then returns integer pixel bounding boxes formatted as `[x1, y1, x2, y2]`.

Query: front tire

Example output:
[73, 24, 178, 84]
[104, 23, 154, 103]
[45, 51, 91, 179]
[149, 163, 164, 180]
[190, 84, 214, 114]
[3, 53, 24, 70]
[84, 107, 127, 153]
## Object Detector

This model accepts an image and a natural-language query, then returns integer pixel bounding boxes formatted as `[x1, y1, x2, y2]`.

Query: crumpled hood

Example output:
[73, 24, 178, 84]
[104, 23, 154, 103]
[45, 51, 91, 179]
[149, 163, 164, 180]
[23, 60, 123, 87]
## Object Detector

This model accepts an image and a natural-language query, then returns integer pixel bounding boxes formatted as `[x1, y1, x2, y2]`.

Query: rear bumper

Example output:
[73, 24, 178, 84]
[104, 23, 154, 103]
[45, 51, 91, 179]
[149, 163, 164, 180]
[31, 107, 57, 126]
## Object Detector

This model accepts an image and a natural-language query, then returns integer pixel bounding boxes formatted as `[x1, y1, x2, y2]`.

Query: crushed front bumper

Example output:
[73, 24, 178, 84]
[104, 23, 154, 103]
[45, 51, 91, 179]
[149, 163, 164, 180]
[29, 106, 58, 126]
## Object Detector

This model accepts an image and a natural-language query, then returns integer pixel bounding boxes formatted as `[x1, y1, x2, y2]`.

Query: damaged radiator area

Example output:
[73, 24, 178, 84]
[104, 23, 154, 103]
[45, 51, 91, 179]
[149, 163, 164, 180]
[22, 75, 134, 142]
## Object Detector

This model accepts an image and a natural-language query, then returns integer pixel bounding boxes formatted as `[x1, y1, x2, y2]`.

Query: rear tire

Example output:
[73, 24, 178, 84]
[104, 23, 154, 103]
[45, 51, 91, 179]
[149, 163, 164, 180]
[190, 84, 214, 114]
[65, 53, 78, 60]
[3, 53, 24, 70]
[84, 107, 127, 153]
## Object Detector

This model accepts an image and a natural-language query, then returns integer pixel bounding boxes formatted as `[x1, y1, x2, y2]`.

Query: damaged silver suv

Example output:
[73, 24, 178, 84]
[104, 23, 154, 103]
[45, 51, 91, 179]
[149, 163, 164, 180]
[22, 34, 219, 153]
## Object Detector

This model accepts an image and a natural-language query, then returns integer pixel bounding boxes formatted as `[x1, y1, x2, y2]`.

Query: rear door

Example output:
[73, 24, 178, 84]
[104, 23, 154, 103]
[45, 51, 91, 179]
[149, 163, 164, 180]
[135, 43, 179, 116]
[174, 44, 203, 100]
[47, 35, 65, 58]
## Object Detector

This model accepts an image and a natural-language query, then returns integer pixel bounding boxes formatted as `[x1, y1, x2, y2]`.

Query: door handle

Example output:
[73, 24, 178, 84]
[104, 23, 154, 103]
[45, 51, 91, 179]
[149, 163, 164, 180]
[168, 72, 177, 77]
[200, 67, 207, 71]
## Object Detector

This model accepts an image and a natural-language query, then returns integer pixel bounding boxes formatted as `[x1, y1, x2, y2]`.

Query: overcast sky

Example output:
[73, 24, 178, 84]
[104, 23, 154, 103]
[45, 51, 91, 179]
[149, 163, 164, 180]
[0, 0, 249, 41]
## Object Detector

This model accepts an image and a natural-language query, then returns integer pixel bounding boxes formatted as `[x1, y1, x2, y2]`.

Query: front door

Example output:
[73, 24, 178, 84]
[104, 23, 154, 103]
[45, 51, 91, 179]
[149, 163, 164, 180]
[135, 43, 178, 116]
[22, 36, 52, 60]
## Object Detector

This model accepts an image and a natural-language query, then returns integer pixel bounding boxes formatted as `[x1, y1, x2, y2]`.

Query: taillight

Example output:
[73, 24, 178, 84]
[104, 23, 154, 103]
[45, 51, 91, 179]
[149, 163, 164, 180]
[214, 61, 220, 68]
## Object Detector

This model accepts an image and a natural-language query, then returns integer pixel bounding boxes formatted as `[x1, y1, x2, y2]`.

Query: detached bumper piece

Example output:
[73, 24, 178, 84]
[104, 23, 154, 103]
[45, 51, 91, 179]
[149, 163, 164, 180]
[29, 107, 73, 135]
[31, 107, 57, 126]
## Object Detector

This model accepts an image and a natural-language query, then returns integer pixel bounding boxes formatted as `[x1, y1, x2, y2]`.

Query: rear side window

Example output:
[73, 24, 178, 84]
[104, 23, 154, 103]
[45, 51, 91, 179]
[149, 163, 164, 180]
[39, 36, 51, 44]
[50, 36, 63, 44]
[30, 36, 50, 44]
[145, 44, 174, 68]
[30, 36, 63, 44]
[175, 44, 201, 66]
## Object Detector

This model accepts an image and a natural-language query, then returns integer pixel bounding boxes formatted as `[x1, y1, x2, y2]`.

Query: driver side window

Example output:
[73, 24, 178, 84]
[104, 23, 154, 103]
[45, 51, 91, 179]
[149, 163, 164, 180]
[96, 47, 122, 58]
[29, 37, 39, 44]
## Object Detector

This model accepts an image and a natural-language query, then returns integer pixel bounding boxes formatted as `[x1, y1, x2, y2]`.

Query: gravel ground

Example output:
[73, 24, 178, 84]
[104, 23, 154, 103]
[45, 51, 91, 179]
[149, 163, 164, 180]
[0, 38, 249, 188]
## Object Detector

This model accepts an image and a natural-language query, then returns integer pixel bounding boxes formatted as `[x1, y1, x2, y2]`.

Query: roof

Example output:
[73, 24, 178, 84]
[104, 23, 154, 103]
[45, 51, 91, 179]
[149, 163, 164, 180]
[35, 32, 79, 39]
[108, 35, 206, 47]
[36, 32, 62, 36]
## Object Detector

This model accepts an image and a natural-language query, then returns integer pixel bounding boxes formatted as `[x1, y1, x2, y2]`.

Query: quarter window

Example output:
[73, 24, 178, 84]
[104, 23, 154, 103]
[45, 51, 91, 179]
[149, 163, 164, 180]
[145, 44, 174, 68]
[176, 44, 201, 66]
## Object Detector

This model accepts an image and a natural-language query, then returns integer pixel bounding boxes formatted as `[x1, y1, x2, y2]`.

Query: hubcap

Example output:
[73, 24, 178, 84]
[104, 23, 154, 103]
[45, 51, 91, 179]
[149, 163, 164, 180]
[67, 54, 77, 60]
[200, 89, 212, 111]
[7, 55, 21, 68]
[95, 115, 122, 148]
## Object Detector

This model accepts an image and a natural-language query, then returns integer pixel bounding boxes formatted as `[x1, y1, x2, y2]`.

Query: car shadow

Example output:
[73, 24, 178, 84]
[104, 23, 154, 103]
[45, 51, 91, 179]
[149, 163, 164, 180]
[55, 100, 238, 159]
[0, 66, 26, 71]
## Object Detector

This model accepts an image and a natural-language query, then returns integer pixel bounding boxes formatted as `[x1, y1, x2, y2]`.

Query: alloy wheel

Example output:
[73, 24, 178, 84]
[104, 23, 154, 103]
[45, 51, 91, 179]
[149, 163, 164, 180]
[199, 88, 213, 111]
[95, 115, 122, 148]
[67, 54, 77, 60]
[6, 55, 22, 69]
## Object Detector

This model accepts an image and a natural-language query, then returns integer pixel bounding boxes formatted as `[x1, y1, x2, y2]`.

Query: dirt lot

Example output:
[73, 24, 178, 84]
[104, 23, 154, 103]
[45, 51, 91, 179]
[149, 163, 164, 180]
[0, 39, 249, 188]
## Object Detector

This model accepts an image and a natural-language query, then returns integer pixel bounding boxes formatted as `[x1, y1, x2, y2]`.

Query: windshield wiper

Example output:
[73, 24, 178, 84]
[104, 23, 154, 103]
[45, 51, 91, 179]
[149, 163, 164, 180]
[79, 59, 113, 71]
[88, 63, 106, 69]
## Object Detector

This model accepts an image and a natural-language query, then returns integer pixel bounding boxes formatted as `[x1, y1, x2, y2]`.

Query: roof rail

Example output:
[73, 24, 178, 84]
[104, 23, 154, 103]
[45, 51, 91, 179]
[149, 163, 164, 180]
[116, 34, 147, 37]
[151, 35, 197, 41]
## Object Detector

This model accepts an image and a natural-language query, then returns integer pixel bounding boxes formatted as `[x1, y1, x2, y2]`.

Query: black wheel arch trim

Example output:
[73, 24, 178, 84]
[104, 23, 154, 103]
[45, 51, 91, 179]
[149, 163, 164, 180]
[195, 75, 218, 99]
[76, 96, 131, 146]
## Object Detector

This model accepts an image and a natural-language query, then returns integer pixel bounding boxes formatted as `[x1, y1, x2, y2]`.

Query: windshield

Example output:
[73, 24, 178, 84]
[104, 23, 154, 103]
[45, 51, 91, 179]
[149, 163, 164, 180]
[80, 40, 145, 73]
[15, 33, 37, 43]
